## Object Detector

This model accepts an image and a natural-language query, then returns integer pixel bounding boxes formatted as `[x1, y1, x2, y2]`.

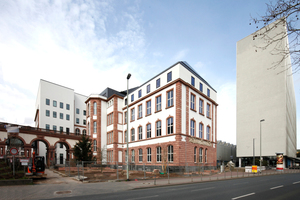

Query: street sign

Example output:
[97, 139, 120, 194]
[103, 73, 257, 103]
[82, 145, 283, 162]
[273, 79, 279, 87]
[10, 148, 18, 155]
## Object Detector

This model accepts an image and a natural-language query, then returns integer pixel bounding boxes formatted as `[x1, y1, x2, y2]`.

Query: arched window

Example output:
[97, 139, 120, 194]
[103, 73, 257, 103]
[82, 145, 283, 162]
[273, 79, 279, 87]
[156, 120, 161, 137]
[147, 148, 151, 162]
[190, 119, 195, 136]
[199, 123, 203, 138]
[168, 145, 173, 162]
[167, 117, 173, 134]
[131, 128, 135, 142]
[194, 147, 197, 163]
[93, 121, 97, 133]
[139, 149, 143, 162]
[199, 148, 203, 163]
[131, 149, 135, 163]
[82, 129, 86, 135]
[75, 129, 80, 135]
[93, 102, 97, 115]
[206, 126, 210, 140]
[205, 149, 207, 163]
[157, 146, 161, 162]
[93, 140, 97, 152]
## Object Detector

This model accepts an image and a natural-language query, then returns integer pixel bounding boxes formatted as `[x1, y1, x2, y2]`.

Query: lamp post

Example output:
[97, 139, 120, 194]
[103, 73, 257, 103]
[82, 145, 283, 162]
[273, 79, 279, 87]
[260, 119, 265, 172]
[126, 73, 131, 181]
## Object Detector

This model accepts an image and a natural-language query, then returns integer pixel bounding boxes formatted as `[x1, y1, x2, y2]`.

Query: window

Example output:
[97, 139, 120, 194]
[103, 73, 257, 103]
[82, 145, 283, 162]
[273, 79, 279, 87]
[168, 145, 173, 162]
[156, 95, 162, 112]
[205, 149, 207, 163]
[66, 114, 70, 120]
[200, 83, 203, 92]
[199, 99, 204, 114]
[53, 100, 57, 107]
[125, 98, 127, 106]
[124, 131, 127, 143]
[156, 78, 160, 88]
[53, 111, 57, 118]
[125, 150, 128, 163]
[131, 108, 135, 121]
[76, 108, 79, 114]
[93, 140, 97, 152]
[206, 126, 210, 140]
[147, 124, 151, 138]
[156, 120, 161, 137]
[75, 129, 80, 135]
[167, 90, 173, 107]
[131, 150, 135, 163]
[191, 76, 195, 86]
[146, 100, 151, 115]
[45, 124, 50, 130]
[66, 104, 70, 110]
[53, 125, 57, 133]
[147, 148, 151, 162]
[93, 121, 97, 133]
[83, 129, 86, 135]
[191, 93, 195, 110]
[83, 119, 86, 125]
[138, 89, 142, 98]
[60, 102, 63, 109]
[131, 94, 134, 102]
[199, 123, 203, 138]
[60, 143, 63, 148]
[46, 110, 50, 117]
[60, 126, 63, 133]
[157, 147, 162, 162]
[83, 110, 86, 116]
[167, 117, 173, 134]
[75, 118, 79, 124]
[93, 102, 97, 115]
[46, 98, 50, 105]
[66, 128, 69, 134]
[207, 103, 211, 118]
[139, 149, 143, 162]
[107, 131, 113, 144]
[60, 113, 63, 119]
[147, 84, 150, 93]
[125, 111, 127, 124]
[194, 147, 197, 163]
[190, 119, 195, 136]
[138, 126, 142, 140]
[207, 88, 210, 97]
[107, 113, 113, 125]
[138, 104, 142, 119]
[167, 71, 172, 82]
[199, 148, 203, 163]
[131, 128, 135, 142]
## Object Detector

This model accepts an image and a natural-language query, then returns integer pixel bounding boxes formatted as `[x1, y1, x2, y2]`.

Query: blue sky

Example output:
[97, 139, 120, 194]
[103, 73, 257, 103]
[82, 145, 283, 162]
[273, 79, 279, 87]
[0, 0, 299, 147]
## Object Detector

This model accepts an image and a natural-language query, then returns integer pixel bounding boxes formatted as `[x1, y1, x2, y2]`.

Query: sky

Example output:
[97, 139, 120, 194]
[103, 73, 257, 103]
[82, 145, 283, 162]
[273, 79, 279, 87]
[0, 0, 299, 147]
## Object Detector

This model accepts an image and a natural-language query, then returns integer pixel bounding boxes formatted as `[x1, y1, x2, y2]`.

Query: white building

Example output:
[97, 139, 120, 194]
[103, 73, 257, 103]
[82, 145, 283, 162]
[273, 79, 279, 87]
[34, 79, 87, 164]
[86, 61, 218, 168]
[236, 18, 297, 168]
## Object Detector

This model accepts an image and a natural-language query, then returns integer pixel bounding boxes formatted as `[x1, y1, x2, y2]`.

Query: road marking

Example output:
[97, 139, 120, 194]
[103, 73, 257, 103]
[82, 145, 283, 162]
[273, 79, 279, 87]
[233, 182, 248, 186]
[191, 187, 215, 192]
[126, 195, 159, 200]
[293, 181, 300, 184]
[232, 193, 255, 200]
[270, 185, 283, 190]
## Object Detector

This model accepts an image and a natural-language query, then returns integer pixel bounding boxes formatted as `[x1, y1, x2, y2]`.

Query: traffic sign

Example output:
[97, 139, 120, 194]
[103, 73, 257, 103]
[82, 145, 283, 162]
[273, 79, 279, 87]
[10, 148, 18, 155]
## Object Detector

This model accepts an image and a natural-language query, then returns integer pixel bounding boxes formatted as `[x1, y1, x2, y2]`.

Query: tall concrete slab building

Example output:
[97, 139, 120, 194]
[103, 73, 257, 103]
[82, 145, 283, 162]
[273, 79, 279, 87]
[236, 18, 297, 168]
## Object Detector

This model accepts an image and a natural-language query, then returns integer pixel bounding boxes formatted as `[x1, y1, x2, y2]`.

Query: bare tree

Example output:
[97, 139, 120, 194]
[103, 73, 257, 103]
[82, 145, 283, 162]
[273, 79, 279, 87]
[251, 0, 300, 73]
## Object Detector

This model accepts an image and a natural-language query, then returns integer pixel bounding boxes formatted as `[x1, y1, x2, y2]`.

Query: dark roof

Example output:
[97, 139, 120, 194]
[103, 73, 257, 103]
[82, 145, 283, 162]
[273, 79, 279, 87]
[138, 61, 216, 92]
[99, 86, 140, 99]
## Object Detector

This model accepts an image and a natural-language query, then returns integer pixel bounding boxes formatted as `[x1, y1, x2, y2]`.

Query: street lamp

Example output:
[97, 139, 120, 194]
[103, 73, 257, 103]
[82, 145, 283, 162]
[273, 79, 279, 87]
[260, 119, 265, 172]
[126, 73, 131, 181]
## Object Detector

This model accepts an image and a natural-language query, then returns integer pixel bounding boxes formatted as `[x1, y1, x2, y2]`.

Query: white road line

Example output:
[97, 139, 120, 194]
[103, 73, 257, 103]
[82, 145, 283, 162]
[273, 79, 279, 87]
[270, 185, 283, 190]
[232, 193, 255, 200]
[126, 195, 159, 200]
[191, 187, 215, 192]
[293, 181, 300, 184]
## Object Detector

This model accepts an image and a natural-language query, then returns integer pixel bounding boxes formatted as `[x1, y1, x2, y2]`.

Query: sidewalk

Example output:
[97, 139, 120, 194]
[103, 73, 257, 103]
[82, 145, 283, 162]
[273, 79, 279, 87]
[0, 169, 298, 200]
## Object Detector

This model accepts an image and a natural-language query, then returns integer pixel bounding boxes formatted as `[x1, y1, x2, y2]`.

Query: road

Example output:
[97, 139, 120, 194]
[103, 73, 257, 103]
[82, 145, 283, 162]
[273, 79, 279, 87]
[46, 173, 300, 200]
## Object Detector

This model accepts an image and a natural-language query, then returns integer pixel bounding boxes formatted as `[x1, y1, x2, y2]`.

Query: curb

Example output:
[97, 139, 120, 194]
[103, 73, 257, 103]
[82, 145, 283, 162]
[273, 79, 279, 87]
[0, 179, 33, 186]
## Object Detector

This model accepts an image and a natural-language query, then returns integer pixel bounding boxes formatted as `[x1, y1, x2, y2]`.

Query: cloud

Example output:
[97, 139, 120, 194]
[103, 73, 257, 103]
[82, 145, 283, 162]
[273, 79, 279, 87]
[0, 0, 146, 125]
[172, 49, 189, 61]
[217, 82, 236, 145]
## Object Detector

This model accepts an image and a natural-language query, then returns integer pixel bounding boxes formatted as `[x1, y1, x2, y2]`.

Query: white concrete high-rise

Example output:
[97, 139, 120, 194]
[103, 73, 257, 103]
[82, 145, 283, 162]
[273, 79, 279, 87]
[236, 18, 297, 168]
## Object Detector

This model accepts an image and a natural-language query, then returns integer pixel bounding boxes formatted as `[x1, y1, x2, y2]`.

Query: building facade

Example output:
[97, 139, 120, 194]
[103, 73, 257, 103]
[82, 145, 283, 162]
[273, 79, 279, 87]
[34, 79, 88, 164]
[86, 61, 218, 168]
[236, 18, 297, 168]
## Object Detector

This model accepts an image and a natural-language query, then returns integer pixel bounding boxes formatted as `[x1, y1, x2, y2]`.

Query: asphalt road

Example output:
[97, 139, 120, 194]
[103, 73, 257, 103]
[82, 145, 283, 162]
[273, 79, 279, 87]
[47, 173, 300, 200]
